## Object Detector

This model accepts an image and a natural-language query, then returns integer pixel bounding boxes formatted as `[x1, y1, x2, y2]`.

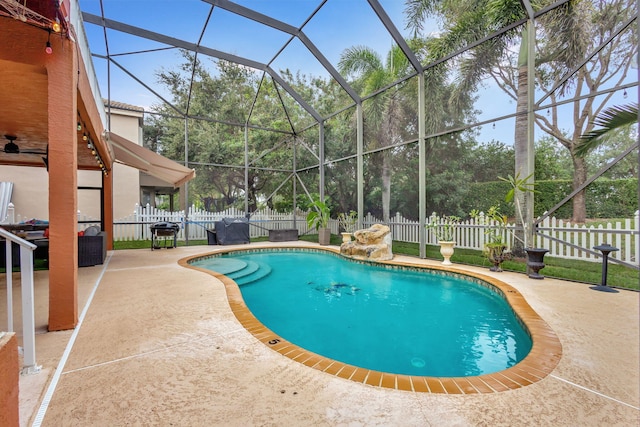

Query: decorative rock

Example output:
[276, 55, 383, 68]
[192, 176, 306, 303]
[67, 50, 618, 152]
[340, 224, 393, 261]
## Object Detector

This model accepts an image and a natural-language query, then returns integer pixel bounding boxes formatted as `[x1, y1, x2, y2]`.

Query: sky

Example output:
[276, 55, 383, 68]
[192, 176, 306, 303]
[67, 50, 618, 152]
[78, 0, 521, 143]
[79, 0, 415, 108]
[77, 0, 636, 147]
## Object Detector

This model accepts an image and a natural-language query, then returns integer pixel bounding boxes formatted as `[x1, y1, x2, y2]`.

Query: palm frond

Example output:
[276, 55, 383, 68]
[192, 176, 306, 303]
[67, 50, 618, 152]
[486, 0, 527, 28]
[338, 46, 382, 77]
[403, 0, 440, 36]
[386, 45, 412, 78]
[364, 69, 389, 94]
[576, 103, 638, 157]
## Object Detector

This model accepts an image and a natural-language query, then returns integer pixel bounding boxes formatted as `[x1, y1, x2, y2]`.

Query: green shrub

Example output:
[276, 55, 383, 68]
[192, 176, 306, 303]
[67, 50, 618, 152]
[465, 178, 638, 219]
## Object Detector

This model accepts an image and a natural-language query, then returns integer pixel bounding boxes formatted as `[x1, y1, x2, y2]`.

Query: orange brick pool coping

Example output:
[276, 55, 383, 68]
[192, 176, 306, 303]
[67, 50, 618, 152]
[180, 246, 562, 394]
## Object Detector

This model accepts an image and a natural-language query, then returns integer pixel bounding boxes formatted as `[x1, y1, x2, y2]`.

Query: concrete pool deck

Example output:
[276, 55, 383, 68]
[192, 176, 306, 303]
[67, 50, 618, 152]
[7, 241, 640, 426]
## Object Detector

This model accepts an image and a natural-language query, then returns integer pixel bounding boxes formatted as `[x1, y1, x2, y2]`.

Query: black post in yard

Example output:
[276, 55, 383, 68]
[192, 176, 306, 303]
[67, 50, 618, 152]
[590, 244, 620, 293]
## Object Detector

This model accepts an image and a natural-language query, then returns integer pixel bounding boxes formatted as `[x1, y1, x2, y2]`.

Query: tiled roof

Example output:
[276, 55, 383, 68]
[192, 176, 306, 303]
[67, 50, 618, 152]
[103, 99, 144, 112]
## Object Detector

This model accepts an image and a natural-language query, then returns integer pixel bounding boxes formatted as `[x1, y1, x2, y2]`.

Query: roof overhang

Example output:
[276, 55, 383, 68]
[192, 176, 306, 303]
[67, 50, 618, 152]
[0, 16, 111, 171]
[106, 131, 195, 188]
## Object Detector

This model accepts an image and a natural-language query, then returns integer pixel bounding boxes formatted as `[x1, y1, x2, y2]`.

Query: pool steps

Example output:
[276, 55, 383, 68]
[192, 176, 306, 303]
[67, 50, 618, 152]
[233, 263, 272, 285]
[193, 257, 272, 285]
[220, 259, 272, 285]
[196, 258, 247, 275]
[228, 260, 260, 278]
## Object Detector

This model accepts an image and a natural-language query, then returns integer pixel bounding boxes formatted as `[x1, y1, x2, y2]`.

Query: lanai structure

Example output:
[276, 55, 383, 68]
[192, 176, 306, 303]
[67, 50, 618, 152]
[80, 0, 637, 258]
[0, 0, 637, 425]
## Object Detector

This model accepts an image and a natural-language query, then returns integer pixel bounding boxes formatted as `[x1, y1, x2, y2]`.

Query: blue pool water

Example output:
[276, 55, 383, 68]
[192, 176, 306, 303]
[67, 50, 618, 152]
[194, 249, 532, 377]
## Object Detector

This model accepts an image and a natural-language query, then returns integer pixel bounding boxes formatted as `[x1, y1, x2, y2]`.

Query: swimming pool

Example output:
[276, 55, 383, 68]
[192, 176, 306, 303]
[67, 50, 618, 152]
[184, 246, 562, 393]
[195, 249, 530, 377]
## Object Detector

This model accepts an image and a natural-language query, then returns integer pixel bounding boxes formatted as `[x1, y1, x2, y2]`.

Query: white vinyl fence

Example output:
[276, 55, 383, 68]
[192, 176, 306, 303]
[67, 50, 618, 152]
[368, 211, 639, 266]
[16, 205, 640, 266]
[109, 204, 329, 241]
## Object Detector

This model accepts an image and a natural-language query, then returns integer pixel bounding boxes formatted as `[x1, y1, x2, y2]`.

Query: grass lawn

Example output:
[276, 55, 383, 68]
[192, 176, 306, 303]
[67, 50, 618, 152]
[111, 235, 639, 291]
[393, 241, 639, 290]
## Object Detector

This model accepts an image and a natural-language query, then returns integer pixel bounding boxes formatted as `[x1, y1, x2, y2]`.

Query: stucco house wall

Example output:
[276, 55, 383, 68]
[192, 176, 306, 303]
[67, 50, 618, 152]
[78, 104, 143, 221]
[0, 103, 143, 223]
[0, 166, 48, 222]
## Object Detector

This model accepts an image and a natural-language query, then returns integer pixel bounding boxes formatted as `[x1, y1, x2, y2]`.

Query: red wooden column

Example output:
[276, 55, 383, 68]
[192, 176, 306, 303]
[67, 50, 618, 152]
[47, 35, 79, 331]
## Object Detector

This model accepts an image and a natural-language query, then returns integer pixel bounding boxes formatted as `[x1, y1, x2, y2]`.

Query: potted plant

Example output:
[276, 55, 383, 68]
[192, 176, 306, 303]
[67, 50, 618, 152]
[337, 210, 358, 243]
[306, 198, 331, 245]
[501, 173, 549, 278]
[471, 206, 511, 272]
[425, 214, 460, 265]
[471, 173, 547, 274]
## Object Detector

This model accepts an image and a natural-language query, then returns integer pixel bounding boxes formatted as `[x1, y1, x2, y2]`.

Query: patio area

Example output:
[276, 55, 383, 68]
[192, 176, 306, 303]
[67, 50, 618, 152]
[8, 242, 640, 426]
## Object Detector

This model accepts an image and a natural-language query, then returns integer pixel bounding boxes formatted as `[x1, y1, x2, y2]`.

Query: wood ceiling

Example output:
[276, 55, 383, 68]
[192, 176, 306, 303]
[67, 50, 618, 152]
[0, 0, 105, 170]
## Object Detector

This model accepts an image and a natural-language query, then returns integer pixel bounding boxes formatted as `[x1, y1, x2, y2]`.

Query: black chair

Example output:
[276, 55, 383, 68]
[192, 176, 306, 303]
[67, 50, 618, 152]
[206, 229, 218, 245]
[0, 241, 22, 268]
[78, 227, 106, 267]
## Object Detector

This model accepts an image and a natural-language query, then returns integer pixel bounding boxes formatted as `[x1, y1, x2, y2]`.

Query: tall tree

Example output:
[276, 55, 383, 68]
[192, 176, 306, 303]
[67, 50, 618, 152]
[146, 51, 262, 211]
[338, 44, 417, 222]
[405, 0, 637, 231]
[279, 70, 357, 215]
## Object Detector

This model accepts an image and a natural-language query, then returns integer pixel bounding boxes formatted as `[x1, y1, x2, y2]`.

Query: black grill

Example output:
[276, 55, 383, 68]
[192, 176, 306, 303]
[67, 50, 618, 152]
[150, 221, 180, 250]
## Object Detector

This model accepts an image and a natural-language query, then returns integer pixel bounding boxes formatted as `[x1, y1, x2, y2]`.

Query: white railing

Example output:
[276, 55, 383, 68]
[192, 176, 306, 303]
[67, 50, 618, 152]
[0, 227, 39, 374]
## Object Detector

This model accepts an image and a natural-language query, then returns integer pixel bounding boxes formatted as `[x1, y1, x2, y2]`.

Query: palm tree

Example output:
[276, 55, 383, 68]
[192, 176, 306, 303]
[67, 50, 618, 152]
[338, 45, 415, 222]
[575, 103, 639, 157]
[405, 1, 551, 254]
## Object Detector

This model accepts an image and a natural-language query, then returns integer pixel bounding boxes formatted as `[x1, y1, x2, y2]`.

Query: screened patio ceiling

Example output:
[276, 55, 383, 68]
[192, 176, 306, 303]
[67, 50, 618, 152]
[83, 0, 424, 120]
[83, 0, 605, 138]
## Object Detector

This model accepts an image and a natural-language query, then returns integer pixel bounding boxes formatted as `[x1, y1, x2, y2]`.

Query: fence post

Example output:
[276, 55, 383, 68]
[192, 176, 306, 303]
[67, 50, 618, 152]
[635, 211, 640, 267]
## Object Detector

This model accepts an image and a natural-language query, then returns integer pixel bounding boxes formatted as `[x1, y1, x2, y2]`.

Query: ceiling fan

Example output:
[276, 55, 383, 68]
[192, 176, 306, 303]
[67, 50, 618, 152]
[3, 134, 47, 155]
[3, 134, 49, 169]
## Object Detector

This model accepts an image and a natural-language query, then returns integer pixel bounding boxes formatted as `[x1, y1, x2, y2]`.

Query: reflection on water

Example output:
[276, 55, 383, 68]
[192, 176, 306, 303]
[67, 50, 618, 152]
[310, 282, 361, 300]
